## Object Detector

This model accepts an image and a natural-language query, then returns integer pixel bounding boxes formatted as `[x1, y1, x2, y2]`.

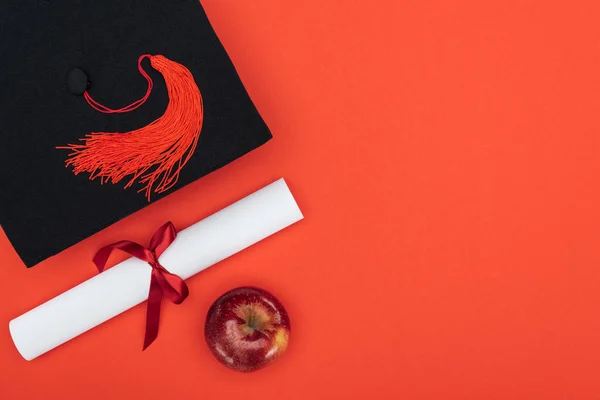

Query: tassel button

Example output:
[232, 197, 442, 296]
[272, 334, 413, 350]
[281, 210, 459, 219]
[67, 68, 89, 95]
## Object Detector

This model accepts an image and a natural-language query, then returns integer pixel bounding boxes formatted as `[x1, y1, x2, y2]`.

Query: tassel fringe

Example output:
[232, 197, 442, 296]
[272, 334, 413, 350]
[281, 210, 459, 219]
[58, 54, 203, 201]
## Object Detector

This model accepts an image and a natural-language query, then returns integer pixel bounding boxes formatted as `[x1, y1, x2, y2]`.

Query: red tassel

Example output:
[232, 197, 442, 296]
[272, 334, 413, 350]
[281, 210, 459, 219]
[58, 54, 203, 201]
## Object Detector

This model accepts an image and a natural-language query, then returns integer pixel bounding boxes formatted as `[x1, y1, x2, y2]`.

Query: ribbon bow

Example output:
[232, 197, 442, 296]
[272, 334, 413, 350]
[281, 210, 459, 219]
[93, 221, 189, 350]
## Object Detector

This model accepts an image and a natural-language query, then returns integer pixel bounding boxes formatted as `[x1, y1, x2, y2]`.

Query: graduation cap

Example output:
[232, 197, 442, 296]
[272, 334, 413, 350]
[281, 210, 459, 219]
[0, 0, 272, 267]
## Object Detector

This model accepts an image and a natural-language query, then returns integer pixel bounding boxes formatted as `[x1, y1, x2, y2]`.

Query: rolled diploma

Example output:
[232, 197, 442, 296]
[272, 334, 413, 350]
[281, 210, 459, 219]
[9, 178, 303, 361]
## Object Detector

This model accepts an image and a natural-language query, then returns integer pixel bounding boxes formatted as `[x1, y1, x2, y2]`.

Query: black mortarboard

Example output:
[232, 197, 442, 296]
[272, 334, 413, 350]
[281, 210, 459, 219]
[0, 0, 272, 267]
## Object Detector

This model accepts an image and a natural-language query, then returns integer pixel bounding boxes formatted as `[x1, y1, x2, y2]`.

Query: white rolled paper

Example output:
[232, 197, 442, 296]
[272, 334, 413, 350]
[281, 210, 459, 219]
[9, 178, 303, 360]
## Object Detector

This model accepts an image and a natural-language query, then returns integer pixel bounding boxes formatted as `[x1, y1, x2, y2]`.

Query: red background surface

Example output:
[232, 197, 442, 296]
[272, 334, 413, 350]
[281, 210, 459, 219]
[1, 1, 600, 398]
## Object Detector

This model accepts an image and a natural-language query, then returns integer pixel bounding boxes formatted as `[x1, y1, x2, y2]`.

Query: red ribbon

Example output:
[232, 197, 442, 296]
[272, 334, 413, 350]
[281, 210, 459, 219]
[93, 221, 189, 350]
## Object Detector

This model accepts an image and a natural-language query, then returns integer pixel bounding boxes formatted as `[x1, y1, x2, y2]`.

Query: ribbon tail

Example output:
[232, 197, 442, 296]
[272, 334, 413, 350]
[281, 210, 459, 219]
[143, 271, 164, 350]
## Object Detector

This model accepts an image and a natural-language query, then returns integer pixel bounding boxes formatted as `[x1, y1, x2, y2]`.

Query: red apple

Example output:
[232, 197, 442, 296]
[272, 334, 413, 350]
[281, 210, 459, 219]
[204, 286, 291, 372]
